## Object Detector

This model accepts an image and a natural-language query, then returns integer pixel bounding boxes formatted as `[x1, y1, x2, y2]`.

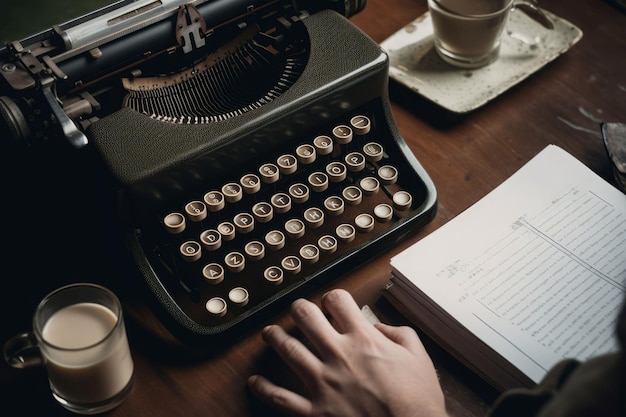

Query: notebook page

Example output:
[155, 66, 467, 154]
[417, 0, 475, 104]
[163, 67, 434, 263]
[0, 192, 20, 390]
[390, 145, 626, 383]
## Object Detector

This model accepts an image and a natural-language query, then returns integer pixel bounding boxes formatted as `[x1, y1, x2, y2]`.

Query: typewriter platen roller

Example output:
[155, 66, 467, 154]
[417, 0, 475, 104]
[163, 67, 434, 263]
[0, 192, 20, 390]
[0, 0, 437, 346]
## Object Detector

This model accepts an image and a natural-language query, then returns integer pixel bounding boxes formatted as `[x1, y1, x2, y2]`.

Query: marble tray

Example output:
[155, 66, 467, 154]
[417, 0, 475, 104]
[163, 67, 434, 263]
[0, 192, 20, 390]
[380, 9, 583, 114]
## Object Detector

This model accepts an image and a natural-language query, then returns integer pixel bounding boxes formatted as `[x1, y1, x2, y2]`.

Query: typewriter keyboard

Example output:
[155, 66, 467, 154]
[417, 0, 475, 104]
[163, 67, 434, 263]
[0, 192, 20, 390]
[136, 107, 434, 336]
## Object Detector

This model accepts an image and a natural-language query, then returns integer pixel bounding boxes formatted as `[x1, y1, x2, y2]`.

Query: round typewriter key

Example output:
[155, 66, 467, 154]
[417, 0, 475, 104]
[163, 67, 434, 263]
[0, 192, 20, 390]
[336, 224, 356, 243]
[378, 165, 399, 185]
[228, 287, 249, 306]
[308, 172, 329, 193]
[271, 192, 292, 214]
[202, 263, 224, 284]
[313, 135, 333, 155]
[284, 219, 305, 239]
[363, 142, 384, 162]
[296, 144, 316, 165]
[222, 182, 243, 203]
[240, 174, 261, 194]
[225, 251, 245, 273]
[350, 115, 371, 135]
[200, 229, 222, 251]
[180, 241, 202, 262]
[185, 200, 207, 222]
[342, 186, 363, 206]
[288, 183, 310, 204]
[373, 204, 394, 223]
[252, 202, 274, 223]
[326, 161, 347, 182]
[233, 212, 254, 234]
[359, 177, 380, 196]
[345, 152, 366, 172]
[265, 230, 286, 251]
[245, 241, 265, 261]
[332, 124, 353, 145]
[318, 235, 338, 254]
[299, 244, 320, 264]
[264, 266, 284, 285]
[204, 191, 225, 212]
[324, 196, 345, 216]
[277, 154, 298, 175]
[355, 213, 375, 233]
[164, 212, 186, 234]
[303, 207, 324, 229]
[259, 163, 280, 184]
[392, 191, 413, 212]
[206, 297, 227, 317]
[218, 221, 236, 241]
[281, 256, 302, 274]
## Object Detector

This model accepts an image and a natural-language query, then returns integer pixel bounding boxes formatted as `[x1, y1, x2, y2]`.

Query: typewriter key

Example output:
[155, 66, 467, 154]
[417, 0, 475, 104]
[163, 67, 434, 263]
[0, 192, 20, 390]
[244, 241, 265, 261]
[240, 174, 261, 194]
[281, 256, 302, 274]
[332, 124, 353, 144]
[164, 213, 186, 234]
[264, 266, 284, 285]
[355, 213, 375, 233]
[185, 201, 207, 222]
[373, 204, 393, 223]
[204, 191, 225, 212]
[252, 202, 274, 223]
[202, 263, 224, 284]
[342, 186, 363, 206]
[324, 196, 345, 216]
[313, 135, 333, 156]
[299, 244, 320, 264]
[206, 297, 227, 317]
[336, 224, 356, 243]
[363, 142, 384, 162]
[308, 172, 329, 193]
[378, 165, 399, 185]
[296, 144, 316, 165]
[259, 163, 280, 184]
[350, 115, 371, 135]
[225, 252, 245, 273]
[228, 287, 249, 306]
[180, 241, 202, 262]
[318, 235, 338, 254]
[200, 229, 222, 251]
[284, 219, 306, 239]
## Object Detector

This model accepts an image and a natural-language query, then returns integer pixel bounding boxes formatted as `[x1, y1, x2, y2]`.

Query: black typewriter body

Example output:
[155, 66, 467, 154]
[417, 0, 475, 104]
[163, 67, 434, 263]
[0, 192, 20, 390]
[0, 0, 437, 346]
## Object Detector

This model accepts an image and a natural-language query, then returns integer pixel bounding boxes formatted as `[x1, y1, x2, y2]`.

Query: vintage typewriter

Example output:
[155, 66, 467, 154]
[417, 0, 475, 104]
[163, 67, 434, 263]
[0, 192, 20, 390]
[0, 0, 437, 346]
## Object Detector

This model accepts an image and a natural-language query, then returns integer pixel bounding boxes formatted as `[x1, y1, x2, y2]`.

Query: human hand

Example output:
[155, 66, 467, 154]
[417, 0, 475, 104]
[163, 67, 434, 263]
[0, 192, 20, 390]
[247, 288, 448, 417]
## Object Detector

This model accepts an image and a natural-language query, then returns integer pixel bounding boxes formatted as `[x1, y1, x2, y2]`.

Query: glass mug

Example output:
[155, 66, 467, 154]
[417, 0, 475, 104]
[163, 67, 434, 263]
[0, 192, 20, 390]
[428, 0, 548, 68]
[3, 283, 134, 415]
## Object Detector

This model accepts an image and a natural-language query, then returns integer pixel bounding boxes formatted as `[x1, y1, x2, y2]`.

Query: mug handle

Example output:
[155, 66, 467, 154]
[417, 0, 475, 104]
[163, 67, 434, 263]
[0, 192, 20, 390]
[3, 332, 44, 369]
[505, 0, 554, 47]
[513, 0, 554, 29]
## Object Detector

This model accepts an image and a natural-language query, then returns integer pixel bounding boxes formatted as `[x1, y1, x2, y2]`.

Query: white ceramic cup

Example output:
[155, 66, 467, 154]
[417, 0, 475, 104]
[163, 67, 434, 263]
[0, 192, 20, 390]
[436, 0, 510, 15]
[428, 0, 545, 68]
[3, 283, 134, 415]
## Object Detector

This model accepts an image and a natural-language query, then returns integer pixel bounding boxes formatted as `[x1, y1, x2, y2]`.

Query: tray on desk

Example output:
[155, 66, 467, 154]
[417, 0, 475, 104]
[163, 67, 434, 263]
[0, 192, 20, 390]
[380, 9, 583, 114]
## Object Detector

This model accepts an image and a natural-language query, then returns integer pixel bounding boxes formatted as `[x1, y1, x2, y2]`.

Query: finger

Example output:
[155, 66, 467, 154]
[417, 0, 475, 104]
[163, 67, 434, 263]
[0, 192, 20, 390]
[374, 322, 426, 354]
[247, 374, 313, 416]
[261, 324, 322, 380]
[320, 288, 372, 334]
[288, 298, 340, 357]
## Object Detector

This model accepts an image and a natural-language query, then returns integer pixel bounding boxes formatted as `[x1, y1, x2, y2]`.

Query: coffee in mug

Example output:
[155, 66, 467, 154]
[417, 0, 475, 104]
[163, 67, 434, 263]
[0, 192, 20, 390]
[428, 0, 514, 68]
[3, 283, 134, 415]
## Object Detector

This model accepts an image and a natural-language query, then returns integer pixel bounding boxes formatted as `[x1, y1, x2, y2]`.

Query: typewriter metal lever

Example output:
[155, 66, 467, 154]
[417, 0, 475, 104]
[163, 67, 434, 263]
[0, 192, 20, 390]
[40, 76, 88, 148]
[177, 4, 208, 53]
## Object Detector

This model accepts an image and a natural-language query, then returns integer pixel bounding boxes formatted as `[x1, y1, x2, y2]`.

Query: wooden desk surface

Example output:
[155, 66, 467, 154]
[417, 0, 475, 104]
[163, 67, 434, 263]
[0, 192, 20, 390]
[1, 0, 625, 416]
